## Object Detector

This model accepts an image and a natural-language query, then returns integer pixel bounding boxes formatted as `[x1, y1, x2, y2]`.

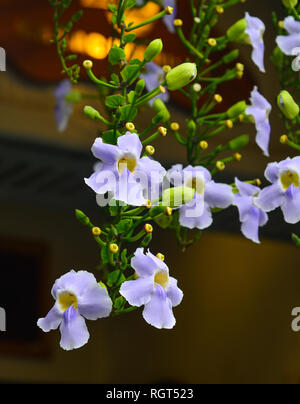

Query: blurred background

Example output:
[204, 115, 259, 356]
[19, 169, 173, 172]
[0, 0, 300, 384]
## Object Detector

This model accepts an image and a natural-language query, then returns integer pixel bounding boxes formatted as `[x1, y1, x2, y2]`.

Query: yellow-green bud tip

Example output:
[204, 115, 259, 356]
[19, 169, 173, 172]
[92, 227, 101, 236]
[156, 253, 165, 261]
[166, 6, 173, 14]
[216, 161, 225, 171]
[125, 122, 135, 132]
[199, 140, 208, 150]
[280, 134, 289, 144]
[83, 60, 93, 69]
[145, 145, 155, 155]
[174, 19, 183, 27]
[170, 122, 180, 131]
[144, 224, 153, 233]
[109, 243, 119, 254]
[159, 126, 167, 136]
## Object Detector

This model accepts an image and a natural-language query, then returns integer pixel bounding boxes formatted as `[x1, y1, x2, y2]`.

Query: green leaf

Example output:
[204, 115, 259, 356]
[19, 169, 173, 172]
[102, 130, 117, 144]
[124, 33, 136, 43]
[108, 45, 126, 65]
[119, 105, 137, 121]
[116, 219, 133, 234]
[121, 64, 140, 81]
[109, 202, 119, 216]
[105, 94, 125, 109]
[113, 296, 125, 310]
[128, 91, 135, 104]
[107, 270, 121, 287]
[107, 3, 117, 12]
[110, 73, 120, 86]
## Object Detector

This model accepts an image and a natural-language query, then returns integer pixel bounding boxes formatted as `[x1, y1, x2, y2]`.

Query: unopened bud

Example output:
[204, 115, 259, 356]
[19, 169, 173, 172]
[277, 90, 299, 120]
[125, 122, 135, 131]
[109, 243, 119, 254]
[166, 63, 197, 91]
[84, 106, 102, 121]
[144, 39, 163, 62]
[83, 60, 93, 69]
[227, 101, 247, 118]
[214, 94, 223, 103]
[282, 0, 298, 8]
[216, 161, 225, 171]
[280, 134, 289, 144]
[208, 38, 217, 47]
[222, 49, 239, 64]
[75, 209, 90, 226]
[158, 126, 167, 136]
[170, 122, 180, 131]
[135, 79, 145, 96]
[156, 253, 165, 261]
[145, 145, 155, 155]
[153, 98, 170, 122]
[174, 19, 183, 27]
[234, 153, 242, 161]
[144, 223, 153, 233]
[226, 19, 247, 42]
[226, 120, 233, 129]
[165, 206, 173, 216]
[162, 186, 195, 208]
[228, 134, 249, 150]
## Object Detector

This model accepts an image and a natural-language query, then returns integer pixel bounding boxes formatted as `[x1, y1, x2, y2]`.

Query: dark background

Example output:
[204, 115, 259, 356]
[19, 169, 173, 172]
[0, 0, 300, 384]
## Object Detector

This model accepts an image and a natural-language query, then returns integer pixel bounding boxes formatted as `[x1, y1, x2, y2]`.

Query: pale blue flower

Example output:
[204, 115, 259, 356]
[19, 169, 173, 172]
[246, 86, 272, 157]
[37, 270, 112, 351]
[276, 16, 300, 55]
[167, 164, 234, 230]
[255, 156, 300, 224]
[120, 248, 183, 329]
[85, 132, 166, 206]
[233, 178, 268, 244]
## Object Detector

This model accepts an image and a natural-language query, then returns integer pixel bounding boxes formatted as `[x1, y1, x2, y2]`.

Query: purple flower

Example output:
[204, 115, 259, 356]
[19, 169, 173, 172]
[54, 79, 73, 132]
[245, 12, 266, 73]
[120, 248, 183, 329]
[85, 132, 166, 206]
[276, 16, 300, 56]
[37, 270, 112, 351]
[140, 62, 170, 106]
[136, 0, 177, 33]
[233, 178, 268, 244]
[167, 164, 233, 230]
[245, 86, 272, 157]
[255, 156, 300, 224]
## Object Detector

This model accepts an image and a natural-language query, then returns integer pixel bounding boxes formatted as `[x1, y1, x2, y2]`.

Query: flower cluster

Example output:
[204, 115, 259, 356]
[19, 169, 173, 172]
[42, 0, 300, 351]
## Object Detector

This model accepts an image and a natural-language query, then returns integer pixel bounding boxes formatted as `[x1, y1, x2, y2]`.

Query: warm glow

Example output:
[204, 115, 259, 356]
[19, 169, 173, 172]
[80, 0, 108, 9]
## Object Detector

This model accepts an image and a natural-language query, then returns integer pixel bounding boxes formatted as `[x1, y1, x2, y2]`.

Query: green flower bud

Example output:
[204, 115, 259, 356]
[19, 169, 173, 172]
[135, 79, 145, 96]
[84, 106, 102, 121]
[144, 39, 163, 62]
[75, 209, 90, 226]
[149, 204, 167, 218]
[222, 49, 239, 64]
[228, 134, 249, 151]
[153, 98, 170, 122]
[226, 19, 247, 42]
[141, 233, 152, 247]
[162, 186, 195, 208]
[227, 101, 247, 118]
[277, 90, 299, 120]
[282, 0, 298, 8]
[65, 90, 81, 103]
[166, 63, 197, 91]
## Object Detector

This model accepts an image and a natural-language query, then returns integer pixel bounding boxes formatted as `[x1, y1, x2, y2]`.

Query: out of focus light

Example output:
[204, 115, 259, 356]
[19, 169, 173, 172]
[80, 0, 161, 35]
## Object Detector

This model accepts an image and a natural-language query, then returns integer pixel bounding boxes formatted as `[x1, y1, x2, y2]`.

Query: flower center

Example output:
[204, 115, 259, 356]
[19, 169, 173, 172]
[118, 154, 137, 174]
[58, 292, 78, 312]
[280, 170, 299, 191]
[185, 176, 205, 195]
[154, 271, 169, 289]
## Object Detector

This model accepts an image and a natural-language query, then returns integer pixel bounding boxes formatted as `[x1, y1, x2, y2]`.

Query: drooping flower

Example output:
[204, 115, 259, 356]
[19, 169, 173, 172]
[140, 62, 170, 106]
[233, 178, 268, 244]
[244, 12, 266, 73]
[245, 86, 272, 157]
[85, 132, 166, 206]
[255, 156, 300, 224]
[37, 270, 112, 351]
[120, 248, 183, 329]
[227, 13, 265, 73]
[167, 164, 234, 230]
[54, 79, 73, 132]
[276, 16, 300, 55]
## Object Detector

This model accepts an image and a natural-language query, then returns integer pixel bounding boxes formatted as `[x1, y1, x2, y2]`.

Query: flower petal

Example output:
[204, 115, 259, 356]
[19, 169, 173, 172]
[131, 248, 158, 277]
[180, 201, 213, 230]
[255, 183, 283, 212]
[142, 285, 176, 329]
[78, 284, 112, 320]
[281, 186, 300, 224]
[91, 138, 120, 164]
[117, 132, 142, 158]
[234, 194, 253, 222]
[120, 277, 154, 307]
[235, 178, 259, 197]
[37, 304, 62, 332]
[167, 277, 183, 307]
[240, 206, 261, 244]
[204, 181, 233, 208]
[59, 307, 90, 351]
